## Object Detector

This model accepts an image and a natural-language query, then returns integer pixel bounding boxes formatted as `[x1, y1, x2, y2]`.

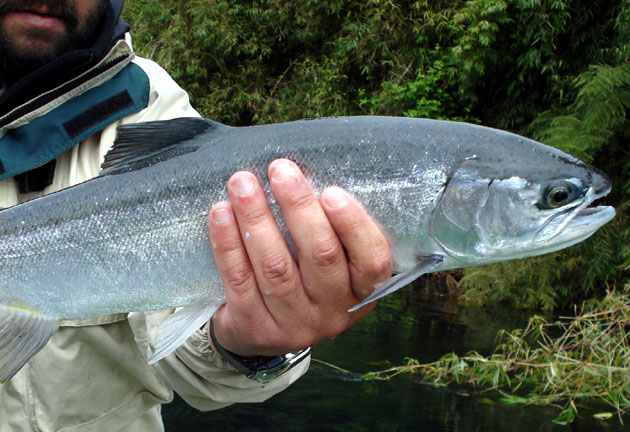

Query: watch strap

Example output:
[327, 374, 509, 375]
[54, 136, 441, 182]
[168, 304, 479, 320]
[209, 319, 310, 383]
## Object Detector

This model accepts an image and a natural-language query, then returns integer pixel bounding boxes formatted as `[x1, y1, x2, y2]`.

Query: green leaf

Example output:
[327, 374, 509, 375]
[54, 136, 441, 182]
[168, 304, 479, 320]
[552, 407, 576, 425]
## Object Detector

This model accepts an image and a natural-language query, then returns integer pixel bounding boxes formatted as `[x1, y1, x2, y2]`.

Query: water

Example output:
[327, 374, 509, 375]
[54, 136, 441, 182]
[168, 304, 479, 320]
[162, 282, 627, 431]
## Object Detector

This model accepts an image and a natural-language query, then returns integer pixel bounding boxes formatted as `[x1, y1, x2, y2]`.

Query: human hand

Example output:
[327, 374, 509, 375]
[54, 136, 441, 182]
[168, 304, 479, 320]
[207, 159, 392, 357]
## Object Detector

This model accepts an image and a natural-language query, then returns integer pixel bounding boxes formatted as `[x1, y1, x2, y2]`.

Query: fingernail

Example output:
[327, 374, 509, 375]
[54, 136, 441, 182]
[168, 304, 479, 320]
[271, 159, 298, 182]
[323, 187, 348, 209]
[212, 207, 232, 225]
[232, 173, 255, 195]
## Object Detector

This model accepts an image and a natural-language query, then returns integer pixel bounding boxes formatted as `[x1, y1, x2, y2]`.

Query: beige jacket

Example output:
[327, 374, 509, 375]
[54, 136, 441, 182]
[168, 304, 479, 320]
[0, 39, 308, 432]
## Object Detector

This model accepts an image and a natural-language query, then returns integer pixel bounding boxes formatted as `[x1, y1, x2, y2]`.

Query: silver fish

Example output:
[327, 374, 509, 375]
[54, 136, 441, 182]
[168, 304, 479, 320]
[0, 116, 615, 384]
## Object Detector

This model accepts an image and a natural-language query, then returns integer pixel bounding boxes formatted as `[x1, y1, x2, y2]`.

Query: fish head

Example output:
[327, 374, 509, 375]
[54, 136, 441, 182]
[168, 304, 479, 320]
[427, 134, 615, 266]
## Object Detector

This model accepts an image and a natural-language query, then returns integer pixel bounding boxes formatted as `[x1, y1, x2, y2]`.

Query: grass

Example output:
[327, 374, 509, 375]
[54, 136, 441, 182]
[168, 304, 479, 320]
[322, 287, 630, 425]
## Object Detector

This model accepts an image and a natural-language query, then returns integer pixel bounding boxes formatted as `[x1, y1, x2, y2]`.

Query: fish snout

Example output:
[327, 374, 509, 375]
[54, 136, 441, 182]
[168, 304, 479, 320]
[591, 167, 612, 198]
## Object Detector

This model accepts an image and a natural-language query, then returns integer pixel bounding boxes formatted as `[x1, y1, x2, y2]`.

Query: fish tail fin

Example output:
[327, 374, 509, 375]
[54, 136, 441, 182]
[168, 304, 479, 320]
[0, 303, 58, 384]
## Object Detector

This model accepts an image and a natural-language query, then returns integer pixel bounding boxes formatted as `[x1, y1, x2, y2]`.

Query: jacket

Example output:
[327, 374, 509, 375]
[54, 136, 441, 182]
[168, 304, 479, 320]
[0, 3, 308, 431]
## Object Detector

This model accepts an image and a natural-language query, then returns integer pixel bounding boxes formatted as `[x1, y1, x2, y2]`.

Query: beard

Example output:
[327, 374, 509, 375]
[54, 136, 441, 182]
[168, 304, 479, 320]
[0, 0, 109, 85]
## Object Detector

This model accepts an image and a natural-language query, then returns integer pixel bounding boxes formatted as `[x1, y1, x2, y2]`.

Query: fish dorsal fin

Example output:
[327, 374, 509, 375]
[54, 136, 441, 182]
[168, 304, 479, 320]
[100, 117, 218, 175]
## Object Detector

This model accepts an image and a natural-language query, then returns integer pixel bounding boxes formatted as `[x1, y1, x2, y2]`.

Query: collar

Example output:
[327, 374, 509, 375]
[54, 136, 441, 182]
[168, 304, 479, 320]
[0, 39, 134, 137]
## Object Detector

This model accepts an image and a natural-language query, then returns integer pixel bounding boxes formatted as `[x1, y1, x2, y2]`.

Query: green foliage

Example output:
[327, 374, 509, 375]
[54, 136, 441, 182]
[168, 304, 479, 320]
[123, 1, 476, 122]
[123, 0, 628, 127]
[360, 289, 630, 424]
[533, 64, 630, 163]
[457, 255, 562, 311]
[357, 46, 477, 120]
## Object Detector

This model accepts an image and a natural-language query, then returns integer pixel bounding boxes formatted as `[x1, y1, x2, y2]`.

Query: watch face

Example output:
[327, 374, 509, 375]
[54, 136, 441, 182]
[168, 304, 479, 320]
[251, 349, 312, 383]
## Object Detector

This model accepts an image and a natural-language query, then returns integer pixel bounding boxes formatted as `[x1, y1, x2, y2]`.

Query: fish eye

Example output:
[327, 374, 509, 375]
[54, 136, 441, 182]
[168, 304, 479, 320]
[538, 181, 582, 209]
[547, 186, 570, 207]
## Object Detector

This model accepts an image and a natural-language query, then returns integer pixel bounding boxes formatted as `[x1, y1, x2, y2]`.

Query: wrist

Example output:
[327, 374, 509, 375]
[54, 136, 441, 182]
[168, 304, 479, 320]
[206, 322, 222, 359]
[208, 318, 310, 383]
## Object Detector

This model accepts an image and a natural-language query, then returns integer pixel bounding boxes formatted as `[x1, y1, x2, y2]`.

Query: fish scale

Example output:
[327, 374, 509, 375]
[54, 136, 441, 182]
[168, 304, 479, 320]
[0, 116, 615, 384]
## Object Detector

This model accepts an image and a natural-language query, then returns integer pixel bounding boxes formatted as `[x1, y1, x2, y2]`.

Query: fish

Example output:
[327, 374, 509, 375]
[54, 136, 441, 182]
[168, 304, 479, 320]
[0, 116, 615, 384]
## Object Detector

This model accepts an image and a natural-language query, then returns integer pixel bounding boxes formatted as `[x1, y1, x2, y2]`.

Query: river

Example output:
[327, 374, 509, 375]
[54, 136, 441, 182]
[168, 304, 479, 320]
[162, 281, 627, 431]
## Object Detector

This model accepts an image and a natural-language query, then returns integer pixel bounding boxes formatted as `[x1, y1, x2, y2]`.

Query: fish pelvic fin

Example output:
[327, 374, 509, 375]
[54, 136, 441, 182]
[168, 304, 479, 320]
[348, 255, 444, 312]
[148, 300, 223, 364]
[0, 302, 58, 384]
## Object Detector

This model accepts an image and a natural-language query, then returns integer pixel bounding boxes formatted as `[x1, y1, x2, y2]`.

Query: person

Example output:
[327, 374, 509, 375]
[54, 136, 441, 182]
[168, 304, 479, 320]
[0, 1, 392, 430]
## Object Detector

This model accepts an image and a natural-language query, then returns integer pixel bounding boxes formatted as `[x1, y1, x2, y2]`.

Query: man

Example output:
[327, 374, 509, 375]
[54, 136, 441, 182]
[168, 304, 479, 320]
[0, 1, 392, 430]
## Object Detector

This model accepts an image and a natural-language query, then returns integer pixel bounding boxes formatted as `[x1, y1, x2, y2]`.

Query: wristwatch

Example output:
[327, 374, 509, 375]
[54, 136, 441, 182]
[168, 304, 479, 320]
[209, 319, 311, 383]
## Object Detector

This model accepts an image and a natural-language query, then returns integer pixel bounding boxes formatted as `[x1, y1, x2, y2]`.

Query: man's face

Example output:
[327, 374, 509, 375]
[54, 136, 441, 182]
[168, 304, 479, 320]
[0, 0, 108, 81]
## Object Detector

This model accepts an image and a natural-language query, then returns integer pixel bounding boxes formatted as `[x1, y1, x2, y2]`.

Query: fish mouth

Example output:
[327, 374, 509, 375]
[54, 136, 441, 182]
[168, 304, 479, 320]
[566, 180, 615, 232]
[566, 205, 616, 235]
[572, 205, 615, 224]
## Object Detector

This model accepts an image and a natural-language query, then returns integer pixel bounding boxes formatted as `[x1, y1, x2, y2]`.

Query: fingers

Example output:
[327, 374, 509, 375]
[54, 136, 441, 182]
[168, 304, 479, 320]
[227, 171, 310, 322]
[207, 201, 269, 344]
[320, 186, 393, 301]
[209, 171, 312, 355]
[208, 202, 272, 355]
[268, 160, 354, 311]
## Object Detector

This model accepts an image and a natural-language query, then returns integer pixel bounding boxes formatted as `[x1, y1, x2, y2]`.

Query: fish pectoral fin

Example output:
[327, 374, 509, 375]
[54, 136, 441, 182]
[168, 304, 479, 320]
[0, 303, 58, 385]
[348, 255, 444, 312]
[148, 300, 223, 364]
